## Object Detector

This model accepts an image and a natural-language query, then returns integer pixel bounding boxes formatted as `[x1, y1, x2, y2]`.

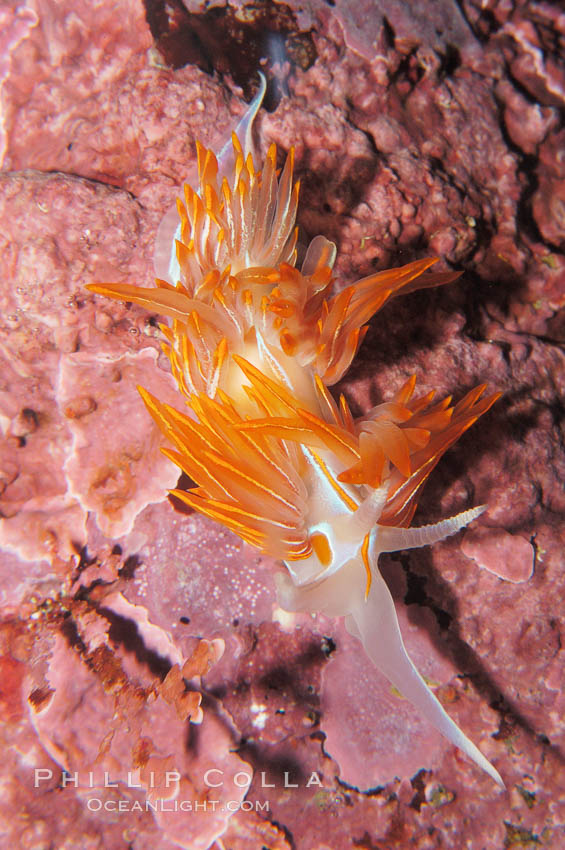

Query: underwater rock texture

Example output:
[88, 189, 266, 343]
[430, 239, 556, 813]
[1, 0, 564, 847]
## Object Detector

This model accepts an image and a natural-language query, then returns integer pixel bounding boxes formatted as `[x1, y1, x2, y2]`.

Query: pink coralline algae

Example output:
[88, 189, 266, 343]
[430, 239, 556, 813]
[461, 526, 535, 584]
[1, 0, 565, 848]
[59, 348, 181, 538]
[0, 170, 185, 580]
[29, 608, 244, 850]
[0, 4, 38, 166]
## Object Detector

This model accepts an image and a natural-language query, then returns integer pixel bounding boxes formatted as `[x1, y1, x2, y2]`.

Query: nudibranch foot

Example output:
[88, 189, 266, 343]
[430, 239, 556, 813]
[346, 565, 505, 788]
[276, 506, 504, 788]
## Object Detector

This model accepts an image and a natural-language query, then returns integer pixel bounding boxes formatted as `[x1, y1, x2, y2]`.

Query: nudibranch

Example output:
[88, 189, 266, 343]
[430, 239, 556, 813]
[87, 95, 503, 787]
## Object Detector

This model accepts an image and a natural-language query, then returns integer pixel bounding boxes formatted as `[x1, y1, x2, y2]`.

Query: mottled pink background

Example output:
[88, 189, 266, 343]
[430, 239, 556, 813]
[1, 0, 564, 848]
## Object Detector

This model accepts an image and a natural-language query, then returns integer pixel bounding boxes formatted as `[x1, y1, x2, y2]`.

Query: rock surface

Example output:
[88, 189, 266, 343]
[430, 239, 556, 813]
[1, 0, 564, 848]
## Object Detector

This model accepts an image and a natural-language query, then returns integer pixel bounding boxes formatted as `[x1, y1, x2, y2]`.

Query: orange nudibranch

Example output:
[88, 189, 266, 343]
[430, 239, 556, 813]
[87, 123, 502, 787]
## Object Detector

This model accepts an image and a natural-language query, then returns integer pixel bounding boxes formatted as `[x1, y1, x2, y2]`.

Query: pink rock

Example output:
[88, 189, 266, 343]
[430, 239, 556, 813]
[59, 347, 181, 538]
[117, 500, 279, 642]
[498, 79, 558, 155]
[1, 0, 565, 846]
[292, 0, 481, 65]
[533, 128, 565, 249]
[461, 527, 535, 583]
[505, 16, 565, 108]
[31, 623, 250, 850]
[0, 4, 38, 165]
[0, 167, 161, 572]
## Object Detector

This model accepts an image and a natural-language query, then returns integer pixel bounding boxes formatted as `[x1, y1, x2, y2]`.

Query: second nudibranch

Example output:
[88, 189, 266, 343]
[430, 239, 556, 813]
[88, 117, 502, 786]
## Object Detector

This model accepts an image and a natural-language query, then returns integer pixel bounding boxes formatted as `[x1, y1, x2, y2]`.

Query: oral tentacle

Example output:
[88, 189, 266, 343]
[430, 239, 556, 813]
[377, 505, 487, 552]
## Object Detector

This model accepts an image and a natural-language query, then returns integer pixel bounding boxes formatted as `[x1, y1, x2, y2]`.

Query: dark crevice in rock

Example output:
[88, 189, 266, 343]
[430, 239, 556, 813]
[454, 0, 502, 43]
[143, 0, 317, 110]
[98, 605, 172, 679]
[118, 553, 142, 580]
[401, 557, 454, 632]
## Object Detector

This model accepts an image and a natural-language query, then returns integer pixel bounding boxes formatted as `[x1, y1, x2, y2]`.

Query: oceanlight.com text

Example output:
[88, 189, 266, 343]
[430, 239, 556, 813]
[86, 798, 270, 813]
